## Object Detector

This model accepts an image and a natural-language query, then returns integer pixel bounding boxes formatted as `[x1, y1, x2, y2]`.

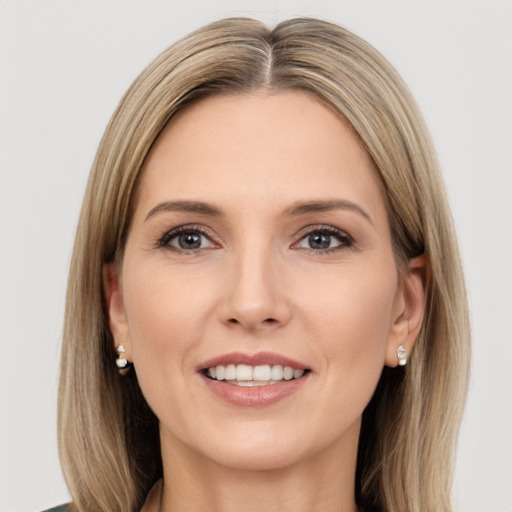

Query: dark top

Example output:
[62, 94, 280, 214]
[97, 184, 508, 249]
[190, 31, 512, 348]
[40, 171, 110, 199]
[41, 506, 69, 512]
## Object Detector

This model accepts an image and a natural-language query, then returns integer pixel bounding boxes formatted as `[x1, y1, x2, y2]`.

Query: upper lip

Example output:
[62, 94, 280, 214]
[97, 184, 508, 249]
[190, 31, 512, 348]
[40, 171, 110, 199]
[198, 351, 310, 371]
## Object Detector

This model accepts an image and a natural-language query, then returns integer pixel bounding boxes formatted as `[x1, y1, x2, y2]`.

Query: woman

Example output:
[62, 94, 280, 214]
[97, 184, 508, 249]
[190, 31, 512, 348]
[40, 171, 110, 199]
[53, 17, 470, 512]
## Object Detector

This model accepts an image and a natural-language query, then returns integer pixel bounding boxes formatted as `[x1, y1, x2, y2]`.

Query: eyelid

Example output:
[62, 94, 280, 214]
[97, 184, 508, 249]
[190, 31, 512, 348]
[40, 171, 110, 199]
[291, 224, 354, 252]
[156, 224, 219, 251]
[154, 223, 353, 253]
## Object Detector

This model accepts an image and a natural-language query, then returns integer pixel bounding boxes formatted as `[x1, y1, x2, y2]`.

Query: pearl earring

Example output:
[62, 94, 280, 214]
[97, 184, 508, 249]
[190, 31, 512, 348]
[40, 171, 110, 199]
[116, 345, 133, 374]
[397, 344, 408, 366]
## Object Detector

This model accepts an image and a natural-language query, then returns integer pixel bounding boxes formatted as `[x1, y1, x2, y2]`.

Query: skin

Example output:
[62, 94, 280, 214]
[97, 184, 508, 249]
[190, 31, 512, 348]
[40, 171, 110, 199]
[105, 90, 426, 512]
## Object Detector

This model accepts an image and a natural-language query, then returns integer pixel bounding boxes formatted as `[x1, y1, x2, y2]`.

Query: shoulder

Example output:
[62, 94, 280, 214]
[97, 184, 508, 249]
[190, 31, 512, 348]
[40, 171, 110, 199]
[40, 506, 71, 512]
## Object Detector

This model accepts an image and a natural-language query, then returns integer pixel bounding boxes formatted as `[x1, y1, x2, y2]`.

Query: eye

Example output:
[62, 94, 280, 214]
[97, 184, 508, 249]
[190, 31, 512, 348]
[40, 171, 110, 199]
[294, 227, 353, 252]
[158, 226, 216, 252]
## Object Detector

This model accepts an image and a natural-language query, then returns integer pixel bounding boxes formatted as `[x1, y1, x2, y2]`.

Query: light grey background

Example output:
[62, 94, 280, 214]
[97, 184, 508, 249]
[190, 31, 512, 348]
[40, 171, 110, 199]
[1, 1, 511, 510]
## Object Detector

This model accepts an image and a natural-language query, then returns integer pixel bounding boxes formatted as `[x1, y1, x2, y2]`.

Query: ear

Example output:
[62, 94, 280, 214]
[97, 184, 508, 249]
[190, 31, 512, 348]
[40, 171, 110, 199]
[385, 255, 428, 367]
[103, 264, 132, 361]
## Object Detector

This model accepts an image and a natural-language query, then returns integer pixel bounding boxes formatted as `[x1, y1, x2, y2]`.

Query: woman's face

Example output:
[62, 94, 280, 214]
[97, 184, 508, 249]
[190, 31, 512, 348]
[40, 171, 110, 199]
[107, 90, 422, 472]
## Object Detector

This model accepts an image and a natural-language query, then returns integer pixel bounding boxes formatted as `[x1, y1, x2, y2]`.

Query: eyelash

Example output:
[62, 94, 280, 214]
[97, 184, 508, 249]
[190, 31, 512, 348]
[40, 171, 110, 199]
[156, 225, 216, 252]
[292, 226, 354, 254]
[156, 225, 354, 254]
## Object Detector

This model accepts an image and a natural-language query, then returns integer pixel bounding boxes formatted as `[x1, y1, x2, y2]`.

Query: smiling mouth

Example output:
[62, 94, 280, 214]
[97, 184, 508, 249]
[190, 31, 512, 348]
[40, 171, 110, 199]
[203, 364, 310, 387]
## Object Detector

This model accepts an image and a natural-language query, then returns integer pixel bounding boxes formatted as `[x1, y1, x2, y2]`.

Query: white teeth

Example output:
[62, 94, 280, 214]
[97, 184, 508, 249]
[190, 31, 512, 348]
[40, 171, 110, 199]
[225, 364, 236, 380]
[271, 365, 283, 380]
[232, 380, 270, 387]
[253, 365, 271, 381]
[216, 365, 225, 381]
[236, 364, 253, 380]
[283, 366, 294, 380]
[206, 364, 307, 382]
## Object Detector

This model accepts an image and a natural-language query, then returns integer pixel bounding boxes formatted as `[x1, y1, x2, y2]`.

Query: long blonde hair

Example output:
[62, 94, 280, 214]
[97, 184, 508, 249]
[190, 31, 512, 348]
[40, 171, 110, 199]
[58, 17, 470, 512]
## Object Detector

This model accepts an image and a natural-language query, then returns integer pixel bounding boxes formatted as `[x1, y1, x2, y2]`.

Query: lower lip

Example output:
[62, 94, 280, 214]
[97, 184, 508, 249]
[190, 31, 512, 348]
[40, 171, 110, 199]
[200, 374, 310, 407]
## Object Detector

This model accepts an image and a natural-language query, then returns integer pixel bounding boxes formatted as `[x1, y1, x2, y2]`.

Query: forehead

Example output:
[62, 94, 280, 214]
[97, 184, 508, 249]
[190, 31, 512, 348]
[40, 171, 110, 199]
[137, 90, 385, 221]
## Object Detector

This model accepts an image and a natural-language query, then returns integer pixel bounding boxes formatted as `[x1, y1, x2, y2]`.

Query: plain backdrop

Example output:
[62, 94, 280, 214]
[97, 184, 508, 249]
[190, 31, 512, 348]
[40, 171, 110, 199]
[1, 1, 511, 511]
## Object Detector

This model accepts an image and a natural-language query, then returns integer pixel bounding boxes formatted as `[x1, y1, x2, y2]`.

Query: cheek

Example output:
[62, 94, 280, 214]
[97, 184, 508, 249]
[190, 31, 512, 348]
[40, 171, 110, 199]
[120, 262, 214, 396]
[302, 265, 397, 405]
[124, 259, 212, 337]
[302, 259, 397, 336]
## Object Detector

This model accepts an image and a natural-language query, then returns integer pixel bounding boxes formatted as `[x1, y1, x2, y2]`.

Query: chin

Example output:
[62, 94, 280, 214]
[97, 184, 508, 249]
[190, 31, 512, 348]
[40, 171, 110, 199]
[178, 415, 357, 473]
[204, 440, 310, 472]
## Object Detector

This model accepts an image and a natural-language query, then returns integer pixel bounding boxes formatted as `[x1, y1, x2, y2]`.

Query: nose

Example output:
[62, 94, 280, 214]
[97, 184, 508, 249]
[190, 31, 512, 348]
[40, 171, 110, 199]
[218, 246, 292, 333]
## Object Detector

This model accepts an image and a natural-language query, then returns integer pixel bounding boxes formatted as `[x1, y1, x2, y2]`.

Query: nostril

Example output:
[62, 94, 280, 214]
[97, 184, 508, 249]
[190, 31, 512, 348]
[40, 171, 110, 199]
[223, 315, 282, 331]
[227, 317, 277, 323]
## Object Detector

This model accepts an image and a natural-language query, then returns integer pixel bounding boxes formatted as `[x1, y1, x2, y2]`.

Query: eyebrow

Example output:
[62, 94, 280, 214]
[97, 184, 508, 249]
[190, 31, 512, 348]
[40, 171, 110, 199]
[145, 200, 223, 221]
[283, 199, 373, 225]
[145, 198, 373, 225]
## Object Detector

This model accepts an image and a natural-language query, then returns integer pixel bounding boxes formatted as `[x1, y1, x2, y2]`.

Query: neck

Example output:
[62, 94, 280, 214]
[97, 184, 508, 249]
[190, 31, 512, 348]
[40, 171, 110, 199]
[148, 421, 360, 512]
